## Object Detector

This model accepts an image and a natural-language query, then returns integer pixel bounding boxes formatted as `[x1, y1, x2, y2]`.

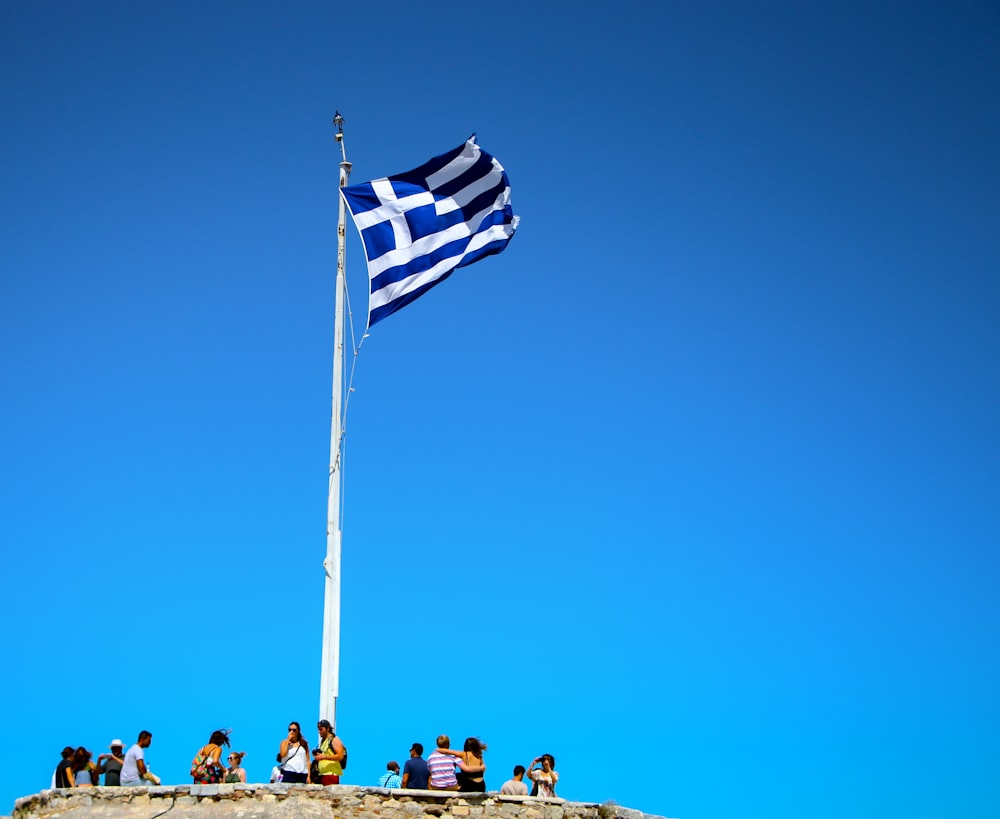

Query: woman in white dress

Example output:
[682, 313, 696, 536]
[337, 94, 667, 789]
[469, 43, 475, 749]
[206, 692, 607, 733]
[527, 754, 558, 798]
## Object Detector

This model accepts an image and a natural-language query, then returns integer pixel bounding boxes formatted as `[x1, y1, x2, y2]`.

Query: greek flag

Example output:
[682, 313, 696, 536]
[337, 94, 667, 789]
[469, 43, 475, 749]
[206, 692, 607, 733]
[342, 137, 518, 327]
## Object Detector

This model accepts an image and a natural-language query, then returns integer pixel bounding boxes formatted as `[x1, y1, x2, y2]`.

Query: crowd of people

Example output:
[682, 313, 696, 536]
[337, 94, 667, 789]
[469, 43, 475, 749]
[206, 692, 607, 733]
[53, 733, 161, 789]
[52, 725, 559, 799]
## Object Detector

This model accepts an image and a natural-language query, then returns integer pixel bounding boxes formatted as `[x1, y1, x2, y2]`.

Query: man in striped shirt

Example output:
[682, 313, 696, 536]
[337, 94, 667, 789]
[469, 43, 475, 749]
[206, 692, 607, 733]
[427, 736, 460, 790]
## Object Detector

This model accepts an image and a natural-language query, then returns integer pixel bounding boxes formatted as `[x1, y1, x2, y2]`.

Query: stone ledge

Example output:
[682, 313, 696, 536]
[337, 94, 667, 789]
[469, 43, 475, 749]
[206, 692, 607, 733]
[13, 786, 672, 819]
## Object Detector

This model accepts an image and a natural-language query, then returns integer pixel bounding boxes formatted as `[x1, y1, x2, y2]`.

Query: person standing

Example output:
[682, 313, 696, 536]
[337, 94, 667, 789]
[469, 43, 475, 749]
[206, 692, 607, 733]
[527, 754, 559, 798]
[54, 747, 76, 788]
[276, 721, 310, 784]
[500, 765, 529, 795]
[98, 740, 125, 786]
[120, 731, 154, 786]
[72, 747, 98, 787]
[313, 719, 345, 785]
[401, 743, 429, 789]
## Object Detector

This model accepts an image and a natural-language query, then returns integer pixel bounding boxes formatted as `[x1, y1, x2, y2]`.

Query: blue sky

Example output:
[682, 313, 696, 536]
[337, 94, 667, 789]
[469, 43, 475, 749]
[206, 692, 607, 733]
[2, 2, 999, 817]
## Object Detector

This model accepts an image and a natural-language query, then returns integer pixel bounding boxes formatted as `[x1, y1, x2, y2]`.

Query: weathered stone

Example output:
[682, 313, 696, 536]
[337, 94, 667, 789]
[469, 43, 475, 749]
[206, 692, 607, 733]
[12, 786, 672, 819]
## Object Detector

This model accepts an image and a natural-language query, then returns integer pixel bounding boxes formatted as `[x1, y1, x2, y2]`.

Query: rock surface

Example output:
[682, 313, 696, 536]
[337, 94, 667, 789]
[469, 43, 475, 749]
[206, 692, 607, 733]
[12, 785, 671, 819]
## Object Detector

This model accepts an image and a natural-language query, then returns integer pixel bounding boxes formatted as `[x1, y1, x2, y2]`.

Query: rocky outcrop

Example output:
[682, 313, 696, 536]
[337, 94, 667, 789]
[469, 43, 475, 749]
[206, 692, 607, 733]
[12, 785, 672, 819]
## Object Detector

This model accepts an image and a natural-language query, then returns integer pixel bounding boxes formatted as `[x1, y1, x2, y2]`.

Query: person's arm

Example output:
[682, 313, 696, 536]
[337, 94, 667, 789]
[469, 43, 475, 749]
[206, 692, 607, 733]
[136, 756, 148, 778]
[317, 736, 344, 762]
[66, 767, 76, 788]
[401, 768, 410, 788]
[278, 739, 290, 762]
[238, 767, 246, 783]
[437, 748, 462, 758]
[456, 757, 485, 773]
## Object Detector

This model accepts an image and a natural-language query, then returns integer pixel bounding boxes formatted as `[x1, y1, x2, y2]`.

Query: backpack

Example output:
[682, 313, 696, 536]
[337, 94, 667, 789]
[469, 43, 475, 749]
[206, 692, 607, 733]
[327, 734, 348, 771]
[190, 746, 223, 783]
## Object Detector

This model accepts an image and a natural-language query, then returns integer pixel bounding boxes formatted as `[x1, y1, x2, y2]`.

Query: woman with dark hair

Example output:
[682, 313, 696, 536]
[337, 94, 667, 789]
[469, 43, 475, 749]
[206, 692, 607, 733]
[191, 729, 231, 784]
[438, 737, 487, 792]
[527, 754, 558, 798]
[72, 747, 98, 787]
[276, 721, 311, 784]
[224, 750, 247, 783]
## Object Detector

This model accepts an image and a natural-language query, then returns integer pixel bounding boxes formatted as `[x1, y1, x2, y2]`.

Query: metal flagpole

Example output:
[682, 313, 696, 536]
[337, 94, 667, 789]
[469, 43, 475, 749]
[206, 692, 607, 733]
[320, 111, 351, 728]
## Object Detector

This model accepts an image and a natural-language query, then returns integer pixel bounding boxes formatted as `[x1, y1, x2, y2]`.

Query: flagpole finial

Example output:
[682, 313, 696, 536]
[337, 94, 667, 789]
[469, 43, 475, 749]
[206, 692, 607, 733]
[333, 111, 348, 163]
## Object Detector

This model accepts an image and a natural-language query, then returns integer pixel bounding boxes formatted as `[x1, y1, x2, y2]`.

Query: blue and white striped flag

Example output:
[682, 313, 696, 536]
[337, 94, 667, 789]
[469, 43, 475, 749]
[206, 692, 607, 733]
[341, 137, 518, 327]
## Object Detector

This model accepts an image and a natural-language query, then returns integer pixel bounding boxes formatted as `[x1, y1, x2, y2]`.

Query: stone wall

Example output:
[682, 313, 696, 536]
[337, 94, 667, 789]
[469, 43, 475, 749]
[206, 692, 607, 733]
[12, 786, 671, 819]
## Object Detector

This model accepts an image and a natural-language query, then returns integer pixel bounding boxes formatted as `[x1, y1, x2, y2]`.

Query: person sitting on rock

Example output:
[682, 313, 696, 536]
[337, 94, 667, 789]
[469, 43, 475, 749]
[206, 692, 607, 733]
[377, 760, 402, 788]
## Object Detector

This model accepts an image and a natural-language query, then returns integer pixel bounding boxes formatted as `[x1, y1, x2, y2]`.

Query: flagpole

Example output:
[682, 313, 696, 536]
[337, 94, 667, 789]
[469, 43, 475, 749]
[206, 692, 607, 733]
[320, 112, 351, 728]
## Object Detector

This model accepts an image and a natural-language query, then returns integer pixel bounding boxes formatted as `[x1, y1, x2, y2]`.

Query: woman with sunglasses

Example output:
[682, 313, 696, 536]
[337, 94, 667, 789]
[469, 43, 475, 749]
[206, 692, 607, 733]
[276, 721, 311, 784]
[224, 751, 247, 783]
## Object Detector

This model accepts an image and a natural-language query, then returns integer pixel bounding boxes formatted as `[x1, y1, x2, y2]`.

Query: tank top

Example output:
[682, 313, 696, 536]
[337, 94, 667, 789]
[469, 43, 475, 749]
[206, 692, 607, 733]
[281, 743, 308, 774]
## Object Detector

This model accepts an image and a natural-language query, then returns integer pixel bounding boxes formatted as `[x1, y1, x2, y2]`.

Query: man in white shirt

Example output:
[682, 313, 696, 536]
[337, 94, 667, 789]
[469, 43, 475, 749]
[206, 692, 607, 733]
[121, 731, 153, 786]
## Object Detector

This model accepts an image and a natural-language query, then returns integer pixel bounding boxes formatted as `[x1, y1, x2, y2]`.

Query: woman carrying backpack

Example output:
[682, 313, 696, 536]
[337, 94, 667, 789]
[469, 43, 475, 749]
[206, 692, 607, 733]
[191, 729, 230, 784]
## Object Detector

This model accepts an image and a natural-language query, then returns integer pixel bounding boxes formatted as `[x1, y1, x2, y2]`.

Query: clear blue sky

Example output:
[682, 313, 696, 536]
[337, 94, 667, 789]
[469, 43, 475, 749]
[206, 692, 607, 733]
[2, 2, 998, 818]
